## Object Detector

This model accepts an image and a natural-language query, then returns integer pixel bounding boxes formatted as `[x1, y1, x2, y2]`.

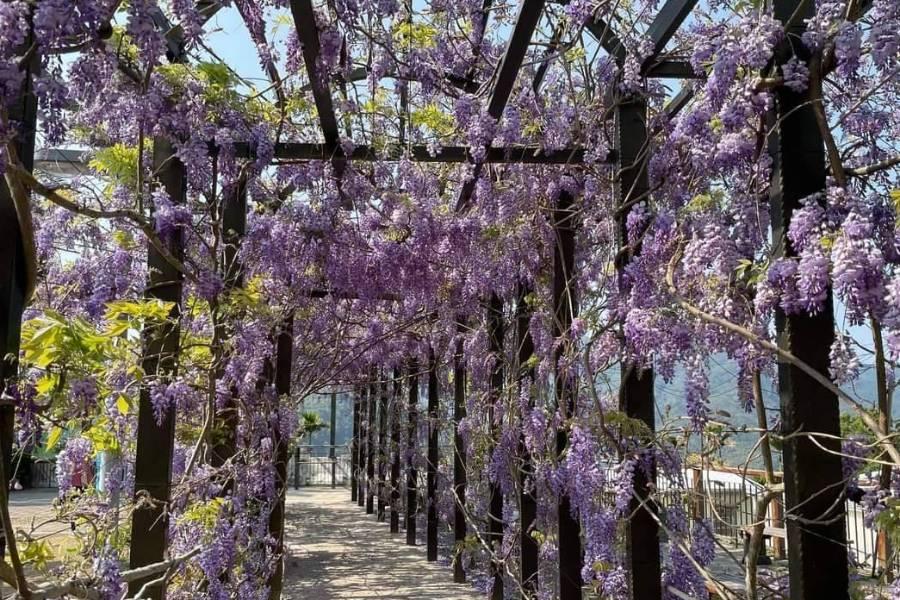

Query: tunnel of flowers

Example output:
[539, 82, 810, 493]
[0, 0, 899, 599]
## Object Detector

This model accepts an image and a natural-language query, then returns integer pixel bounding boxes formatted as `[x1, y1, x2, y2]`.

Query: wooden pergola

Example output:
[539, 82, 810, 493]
[0, 0, 874, 599]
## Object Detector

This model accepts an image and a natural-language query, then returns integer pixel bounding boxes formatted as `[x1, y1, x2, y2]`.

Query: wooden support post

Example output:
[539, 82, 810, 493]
[268, 316, 294, 600]
[366, 374, 377, 515]
[487, 295, 506, 600]
[453, 327, 468, 583]
[616, 95, 662, 600]
[426, 348, 440, 561]
[771, 493, 785, 559]
[295, 446, 303, 488]
[330, 392, 337, 489]
[210, 177, 246, 471]
[351, 390, 360, 502]
[553, 191, 583, 600]
[516, 284, 538, 596]
[128, 139, 186, 599]
[691, 467, 706, 521]
[377, 371, 389, 521]
[770, 2, 849, 597]
[406, 361, 419, 545]
[0, 16, 37, 561]
[390, 368, 403, 533]
[357, 385, 367, 507]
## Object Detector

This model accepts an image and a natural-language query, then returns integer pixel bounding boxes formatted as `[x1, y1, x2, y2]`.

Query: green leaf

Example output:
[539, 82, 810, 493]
[89, 144, 140, 189]
[116, 395, 131, 415]
[411, 103, 456, 137]
[45, 427, 63, 452]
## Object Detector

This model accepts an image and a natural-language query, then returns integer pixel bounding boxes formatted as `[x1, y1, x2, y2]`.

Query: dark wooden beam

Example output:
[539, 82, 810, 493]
[532, 22, 565, 92]
[0, 18, 37, 561]
[351, 389, 360, 503]
[405, 361, 420, 545]
[128, 139, 186, 600]
[487, 295, 506, 600]
[644, 0, 697, 61]
[50, 143, 612, 168]
[615, 96, 662, 600]
[516, 284, 539, 595]
[769, 1, 849, 598]
[357, 385, 367, 507]
[426, 348, 440, 562]
[452, 322, 468, 583]
[289, 0, 340, 147]
[644, 59, 700, 79]
[289, 0, 349, 206]
[377, 370, 390, 522]
[664, 85, 695, 119]
[210, 177, 246, 470]
[552, 190, 583, 600]
[366, 371, 377, 515]
[310, 65, 481, 94]
[390, 369, 403, 533]
[249, 142, 608, 164]
[268, 314, 294, 600]
[585, 17, 626, 64]
[456, 0, 548, 211]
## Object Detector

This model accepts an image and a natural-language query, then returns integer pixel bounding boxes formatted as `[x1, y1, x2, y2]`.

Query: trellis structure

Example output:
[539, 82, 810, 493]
[0, 0, 882, 599]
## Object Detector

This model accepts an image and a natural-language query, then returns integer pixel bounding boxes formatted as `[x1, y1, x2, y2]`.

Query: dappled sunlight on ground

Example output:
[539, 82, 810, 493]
[282, 488, 480, 599]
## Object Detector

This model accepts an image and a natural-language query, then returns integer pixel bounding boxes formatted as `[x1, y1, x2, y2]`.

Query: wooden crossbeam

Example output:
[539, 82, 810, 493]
[585, 17, 626, 64]
[39, 143, 613, 171]
[664, 85, 695, 119]
[239, 142, 609, 164]
[290, 0, 340, 148]
[455, 0, 548, 211]
[309, 65, 480, 94]
[532, 21, 565, 92]
[290, 0, 352, 206]
[151, 1, 223, 62]
[644, 0, 698, 61]
[644, 59, 700, 79]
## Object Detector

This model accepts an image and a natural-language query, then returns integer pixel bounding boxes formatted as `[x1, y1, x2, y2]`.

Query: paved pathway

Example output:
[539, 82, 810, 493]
[282, 488, 481, 599]
[8, 488, 68, 540]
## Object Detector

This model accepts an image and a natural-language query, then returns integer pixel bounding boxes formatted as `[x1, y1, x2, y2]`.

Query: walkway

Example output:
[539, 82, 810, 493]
[282, 488, 480, 599]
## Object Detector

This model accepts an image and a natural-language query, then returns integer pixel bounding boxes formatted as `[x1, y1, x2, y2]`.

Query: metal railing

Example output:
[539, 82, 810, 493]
[289, 444, 351, 488]
[666, 469, 885, 571]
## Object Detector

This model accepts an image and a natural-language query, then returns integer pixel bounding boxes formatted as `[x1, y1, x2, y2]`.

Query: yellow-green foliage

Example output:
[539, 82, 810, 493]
[89, 144, 140, 189]
[392, 22, 438, 49]
[411, 103, 456, 137]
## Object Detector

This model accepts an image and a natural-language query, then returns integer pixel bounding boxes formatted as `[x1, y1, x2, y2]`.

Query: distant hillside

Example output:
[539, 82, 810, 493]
[652, 357, 896, 469]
